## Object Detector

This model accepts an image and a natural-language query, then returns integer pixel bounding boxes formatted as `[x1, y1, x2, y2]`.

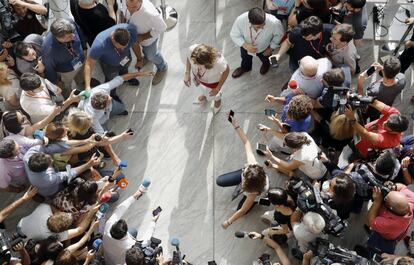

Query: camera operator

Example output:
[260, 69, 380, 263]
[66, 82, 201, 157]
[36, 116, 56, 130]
[339, 99, 408, 167]
[291, 209, 326, 258]
[330, 0, 367, 46]
[364, 184, 414, 255]
[358, 58, 406, 122]
[103, 183, 157, 265]
[9, 0, 47, 39]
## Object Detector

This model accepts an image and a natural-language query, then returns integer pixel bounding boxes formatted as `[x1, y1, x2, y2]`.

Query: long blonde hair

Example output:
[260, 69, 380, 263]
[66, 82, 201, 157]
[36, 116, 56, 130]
[0, 63, 11, 86]
[64, 108, 92, 136]
[329, 112, 354, 140]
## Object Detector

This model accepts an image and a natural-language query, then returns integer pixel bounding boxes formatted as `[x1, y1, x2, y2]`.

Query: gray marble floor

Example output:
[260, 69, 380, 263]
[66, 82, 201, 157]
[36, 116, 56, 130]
[2, 0, 414, 264]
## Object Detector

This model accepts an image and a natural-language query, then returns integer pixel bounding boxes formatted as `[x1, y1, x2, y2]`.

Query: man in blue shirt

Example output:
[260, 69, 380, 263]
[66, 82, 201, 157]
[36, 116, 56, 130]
[84, 23, 141, 107]
[42, 18, 87, 98]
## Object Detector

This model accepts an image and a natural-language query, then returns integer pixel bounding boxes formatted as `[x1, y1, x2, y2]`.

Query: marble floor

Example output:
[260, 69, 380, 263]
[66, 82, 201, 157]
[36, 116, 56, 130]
[2, 0, 414, 264]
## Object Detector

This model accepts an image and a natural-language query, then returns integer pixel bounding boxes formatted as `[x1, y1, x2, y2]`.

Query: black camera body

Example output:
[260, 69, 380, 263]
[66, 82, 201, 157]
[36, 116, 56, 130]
[287, 178, 347, 236]
[0, 0, 20, 40]
[329, 86, 349, 114]
[348, 94, 375, 112]
[258, 253, 272, 265]
[0, 230, 26, 264]
[329, 7, 349, 23]
[310, 238, 370, 265]
[134, 237, 163, 265]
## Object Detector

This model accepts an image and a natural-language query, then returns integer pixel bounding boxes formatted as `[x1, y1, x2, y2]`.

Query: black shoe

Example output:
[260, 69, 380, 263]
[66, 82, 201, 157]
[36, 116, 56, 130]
[91, 78, 101, 88]
[118, 111, 128, 116]
[128, 78, 140, 86]
[231, 184, 242, 201]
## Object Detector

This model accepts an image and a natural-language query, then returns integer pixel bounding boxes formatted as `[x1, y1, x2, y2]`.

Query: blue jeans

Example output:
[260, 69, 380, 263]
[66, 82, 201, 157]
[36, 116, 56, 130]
[216, 169, 242, 187]
[109, 98, 126, 117]
[142, 39, 167, 71]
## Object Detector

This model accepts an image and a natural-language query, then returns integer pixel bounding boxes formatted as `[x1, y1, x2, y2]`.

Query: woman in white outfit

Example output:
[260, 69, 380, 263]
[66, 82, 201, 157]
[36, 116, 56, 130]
[183, 44, 230, 114]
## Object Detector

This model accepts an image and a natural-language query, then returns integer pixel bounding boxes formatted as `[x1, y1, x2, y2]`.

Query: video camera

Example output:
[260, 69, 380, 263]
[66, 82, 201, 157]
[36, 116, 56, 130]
[348, 94, 375, 112]
[0, 230, 26, 264]
[309, 238, 371, 265]
[0, 0, 19, 40]
[328, 86, 349, 114]
[287, 178, 347, 236]
[134, 237, 163, 265]
[329, 7, 349, 24]
[358, 164, 394, 198]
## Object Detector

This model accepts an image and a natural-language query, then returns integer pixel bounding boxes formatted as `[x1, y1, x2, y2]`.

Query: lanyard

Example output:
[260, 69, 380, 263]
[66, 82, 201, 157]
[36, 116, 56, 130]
[249, 26, 263, 46]
[308, 32, 324, 57]
[64, 42, 77, 58]
[113, 45, 123, 58]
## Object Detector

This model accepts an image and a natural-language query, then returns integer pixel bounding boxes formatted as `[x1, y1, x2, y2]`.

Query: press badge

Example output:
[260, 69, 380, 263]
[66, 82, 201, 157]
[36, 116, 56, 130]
[71, 58, 82, 70]
[120, 56, 130, 66]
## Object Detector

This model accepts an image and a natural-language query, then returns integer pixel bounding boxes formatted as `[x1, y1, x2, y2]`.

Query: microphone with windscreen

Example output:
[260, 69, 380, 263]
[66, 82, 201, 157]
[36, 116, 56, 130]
[234, 231, 254, 239]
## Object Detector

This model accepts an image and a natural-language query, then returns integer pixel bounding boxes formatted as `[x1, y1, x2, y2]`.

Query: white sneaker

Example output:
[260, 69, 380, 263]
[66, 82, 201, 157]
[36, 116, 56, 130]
[260, 210, 275, 225]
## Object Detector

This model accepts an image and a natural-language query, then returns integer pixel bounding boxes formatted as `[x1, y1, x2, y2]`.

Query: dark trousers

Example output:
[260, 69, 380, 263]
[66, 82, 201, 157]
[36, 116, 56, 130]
[216, 169, 242, 187]
[240, 47, 270, 71]
[399, 47, 414, 73]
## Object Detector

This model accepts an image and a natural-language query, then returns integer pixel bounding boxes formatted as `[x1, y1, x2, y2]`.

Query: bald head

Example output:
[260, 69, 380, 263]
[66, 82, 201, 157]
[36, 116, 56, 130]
[385, 191, 410, 216]
[300, 56, 318, 77]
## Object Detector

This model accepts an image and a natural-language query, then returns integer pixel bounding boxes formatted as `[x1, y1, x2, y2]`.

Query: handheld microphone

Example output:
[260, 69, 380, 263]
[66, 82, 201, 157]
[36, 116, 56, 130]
[118, 160, 128, 169]
[96, 203, 109, 220]
[234, 231, 254, 239]
[138, 179, 151, 193]
[99, 192, 112, 203]
[116, 178, 129, 189]
[92, 238, 103, 251]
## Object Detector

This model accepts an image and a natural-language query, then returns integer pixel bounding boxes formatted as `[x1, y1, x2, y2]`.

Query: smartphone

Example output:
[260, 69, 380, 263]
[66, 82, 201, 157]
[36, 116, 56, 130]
[152, 206, 162, 216]
[228, 110, 234, 122]
[208, 261, 217, 265]
[270, 56, 279, 68]
[264, 108, 276, 117]
[257, 143, 267, 152]
[264, 160, 270, 167]
[126, 128, 134, 135]
[258, 198, 271, 206]
[366, 66, 376, 76]
[95, 150, 101, 157]
[73, 89, 81, 96]
[282, 123, 292, 132]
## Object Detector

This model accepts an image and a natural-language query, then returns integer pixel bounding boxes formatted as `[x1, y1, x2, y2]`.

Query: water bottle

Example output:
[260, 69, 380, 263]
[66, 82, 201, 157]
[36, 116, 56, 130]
[138, 179, 151, 193]
[281, 79, 298, 97]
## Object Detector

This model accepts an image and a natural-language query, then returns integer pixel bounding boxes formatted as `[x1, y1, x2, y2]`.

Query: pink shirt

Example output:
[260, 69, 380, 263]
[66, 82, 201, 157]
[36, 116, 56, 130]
[371, 188, 414, 240]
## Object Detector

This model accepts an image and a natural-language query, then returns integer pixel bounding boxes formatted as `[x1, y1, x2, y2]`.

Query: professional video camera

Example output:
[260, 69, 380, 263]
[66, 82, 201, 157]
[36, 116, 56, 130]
[171, 238, 193, 265]
[134, 237, 163, 265]
[329, 6, 349, 23]
[0, 230, 26, 264]
[0, 0, 20, 40]
[309, 238, 371, 265]
[358, 163, 394, 198]
[287, 178, 347, 236]
[348, 94, 375, 112]
[328, 86, 349, 114]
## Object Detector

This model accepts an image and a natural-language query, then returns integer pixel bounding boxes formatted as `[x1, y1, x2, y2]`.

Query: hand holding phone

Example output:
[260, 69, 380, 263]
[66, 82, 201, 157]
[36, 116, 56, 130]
[270, 56, 279, 68]
[264, 108, 276, 117]
[366, 66, 376, 77]
[228, 110, 234, 123]
[126, 128, 134, 135]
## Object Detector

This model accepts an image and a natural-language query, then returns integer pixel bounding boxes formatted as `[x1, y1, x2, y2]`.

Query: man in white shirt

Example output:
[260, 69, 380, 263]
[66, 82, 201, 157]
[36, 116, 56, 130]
[230, 7, 283, 78]
[78, 71, 153, 134]
[121, 0, 168, 86]
[19, 73, 79, 123]
[286, 56, 332, 99]
[103, 184, 157, 265]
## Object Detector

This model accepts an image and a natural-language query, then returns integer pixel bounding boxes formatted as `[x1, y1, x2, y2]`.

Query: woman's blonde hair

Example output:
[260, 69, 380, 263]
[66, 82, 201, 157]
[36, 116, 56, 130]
[329, 112, 354, 141]
[190, 44, 218, 69]
[64, 108, 92, 136]
[0, 63, 11, 86]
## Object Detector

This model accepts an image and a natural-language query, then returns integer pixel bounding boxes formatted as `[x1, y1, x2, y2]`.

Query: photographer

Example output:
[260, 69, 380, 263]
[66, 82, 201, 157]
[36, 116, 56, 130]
[217, 114, 269, 229]
[103, 183, 157, 265]
[339, 99, 408, 166]
[9, 0, 47, 38]
[331, 0, 367, 45]
[365, 184, 414, 255]
[358, 58, 406, 121]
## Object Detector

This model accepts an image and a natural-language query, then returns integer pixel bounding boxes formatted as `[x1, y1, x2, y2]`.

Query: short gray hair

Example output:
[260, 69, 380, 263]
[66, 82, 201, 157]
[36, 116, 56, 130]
[303, 212, 325, 234]
[50, 18, 75, 38]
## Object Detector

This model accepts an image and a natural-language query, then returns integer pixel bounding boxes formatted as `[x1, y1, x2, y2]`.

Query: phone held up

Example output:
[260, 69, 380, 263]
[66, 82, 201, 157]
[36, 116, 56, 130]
[228, 110, 234, 123]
